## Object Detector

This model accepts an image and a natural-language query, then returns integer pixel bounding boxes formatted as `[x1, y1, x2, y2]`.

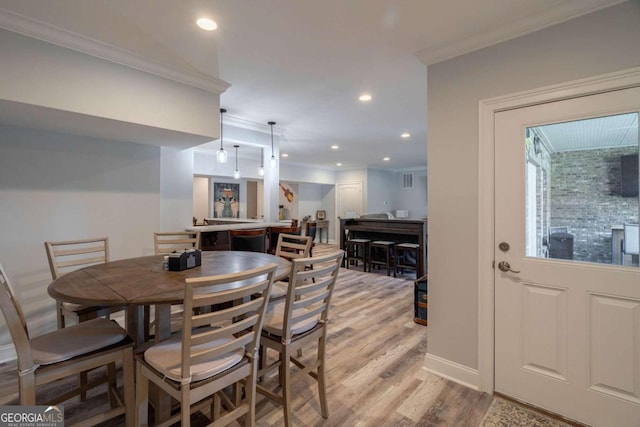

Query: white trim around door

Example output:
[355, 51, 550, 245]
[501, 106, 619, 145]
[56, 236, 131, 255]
[477, 66, 640, 394]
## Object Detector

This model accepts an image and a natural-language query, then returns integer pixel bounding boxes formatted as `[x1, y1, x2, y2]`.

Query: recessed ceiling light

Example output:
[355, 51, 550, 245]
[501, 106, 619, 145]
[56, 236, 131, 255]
[383, 157, 390, 161]
[359, 93, 372, 102]
[331, 145, 339, 150]
[281, 153, 289, 158]
[196, 18, 218, 31]
[336, 163, 343, 166]
[401, 132, 411, 139]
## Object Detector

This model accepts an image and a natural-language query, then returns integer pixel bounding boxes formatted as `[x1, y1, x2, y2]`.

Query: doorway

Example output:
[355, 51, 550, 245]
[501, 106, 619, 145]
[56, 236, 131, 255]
[479, 68, 640, 427]
[336, 181, 363, 219]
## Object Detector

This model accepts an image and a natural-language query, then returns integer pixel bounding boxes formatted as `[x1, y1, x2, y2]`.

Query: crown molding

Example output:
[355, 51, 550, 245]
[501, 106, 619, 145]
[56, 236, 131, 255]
[0, 7, 230, 95]
[224, 114, 286, 136]
[417, 0, 626, 66]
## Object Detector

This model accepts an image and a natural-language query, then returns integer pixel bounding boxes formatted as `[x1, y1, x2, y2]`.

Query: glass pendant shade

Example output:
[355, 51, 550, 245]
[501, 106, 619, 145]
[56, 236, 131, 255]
[217, 148, 227, 163]
[217, 108, 228, 163]
[268, 121, 277, 169]
[233, 145, 240, 179]
[258, 147, 265, 176]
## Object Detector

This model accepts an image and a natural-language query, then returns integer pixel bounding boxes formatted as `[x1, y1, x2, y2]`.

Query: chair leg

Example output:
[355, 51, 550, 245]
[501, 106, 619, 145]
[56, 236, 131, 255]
[259, 345, 267, 382]
[107, 362, 118, 408]
[80, 371, 88, 401]
[181, 386, 190, 426]
[282, 346, 293, 427]
[122, 348, 135, 427]
[317, 337, 329, 418]
[233, 382, 242, 407]
[135, 362, 149, 427]
[213, 393, 221, 420]
[246, 369, 257, 426]
[19, 371, 36, 405]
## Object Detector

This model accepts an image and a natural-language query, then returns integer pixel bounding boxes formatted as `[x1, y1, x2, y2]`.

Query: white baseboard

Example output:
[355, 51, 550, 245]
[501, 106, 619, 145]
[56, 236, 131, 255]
[424, 352, 480, 390]
[0, 344, 16, 364]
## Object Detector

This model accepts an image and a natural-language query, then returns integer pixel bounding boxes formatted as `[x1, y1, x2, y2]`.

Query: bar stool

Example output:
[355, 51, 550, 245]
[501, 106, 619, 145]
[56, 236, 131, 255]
[368, 241, 396, 277]
[395, 242, 420, 277]
[345, 238, 371, 272]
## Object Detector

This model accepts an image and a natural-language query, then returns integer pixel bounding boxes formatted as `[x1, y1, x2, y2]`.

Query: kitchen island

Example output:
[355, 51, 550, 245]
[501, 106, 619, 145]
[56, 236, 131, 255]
[186, 219, 292, 251]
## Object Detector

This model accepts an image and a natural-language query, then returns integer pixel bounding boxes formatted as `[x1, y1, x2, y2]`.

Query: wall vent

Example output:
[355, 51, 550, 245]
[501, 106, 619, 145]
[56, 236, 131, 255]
[402, 173, 414, 189]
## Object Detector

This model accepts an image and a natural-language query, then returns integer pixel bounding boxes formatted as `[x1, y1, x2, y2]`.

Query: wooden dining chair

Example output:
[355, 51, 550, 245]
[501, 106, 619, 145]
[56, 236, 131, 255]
[135, 263, 277, 426]
[229, 228, 267, 253]
[151, 231, 201, 336]
[275, 233, 312, 262]
[257, 250, 344, 427]
[270, 233, 312, 300]
[267, 226, 301, 254]
[0, 262, 135, 426]
[154, 231, 201, 254]
[44, 237, 124, 329]
[44, 237, 128, 401]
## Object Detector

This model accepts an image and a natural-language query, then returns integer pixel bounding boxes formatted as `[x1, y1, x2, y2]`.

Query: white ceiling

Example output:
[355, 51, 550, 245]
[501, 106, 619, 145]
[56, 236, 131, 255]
[0, 0, 626, 170]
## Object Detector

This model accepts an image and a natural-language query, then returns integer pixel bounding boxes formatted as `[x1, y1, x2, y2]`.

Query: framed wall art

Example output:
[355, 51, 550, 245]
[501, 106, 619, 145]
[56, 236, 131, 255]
[213, 182, 240, 218]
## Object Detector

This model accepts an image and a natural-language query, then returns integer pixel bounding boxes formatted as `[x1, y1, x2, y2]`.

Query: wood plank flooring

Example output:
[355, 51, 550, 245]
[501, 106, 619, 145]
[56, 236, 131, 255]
[0, 244, 493, 426]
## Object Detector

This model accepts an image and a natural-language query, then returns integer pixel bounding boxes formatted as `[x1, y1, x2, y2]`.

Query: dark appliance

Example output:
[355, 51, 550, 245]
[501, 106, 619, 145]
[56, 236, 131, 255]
[621, 154, 638, 197]
[549, 232, 574, 260]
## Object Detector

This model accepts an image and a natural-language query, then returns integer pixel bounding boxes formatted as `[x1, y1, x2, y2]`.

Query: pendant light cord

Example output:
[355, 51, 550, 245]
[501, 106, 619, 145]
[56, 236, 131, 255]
[220, 108, 226, 151]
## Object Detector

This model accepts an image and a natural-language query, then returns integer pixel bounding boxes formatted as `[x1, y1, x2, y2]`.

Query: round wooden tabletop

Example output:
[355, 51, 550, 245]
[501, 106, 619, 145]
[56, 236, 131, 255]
[48, 251, 291, 306]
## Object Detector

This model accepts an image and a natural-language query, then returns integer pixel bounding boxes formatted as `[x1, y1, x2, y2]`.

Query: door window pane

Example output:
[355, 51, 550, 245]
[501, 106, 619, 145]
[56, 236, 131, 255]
[525, 112, 639, 266]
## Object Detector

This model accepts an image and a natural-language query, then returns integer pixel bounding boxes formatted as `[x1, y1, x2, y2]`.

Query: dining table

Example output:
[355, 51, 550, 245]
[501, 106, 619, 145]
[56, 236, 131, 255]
[48, 250, 291, 346]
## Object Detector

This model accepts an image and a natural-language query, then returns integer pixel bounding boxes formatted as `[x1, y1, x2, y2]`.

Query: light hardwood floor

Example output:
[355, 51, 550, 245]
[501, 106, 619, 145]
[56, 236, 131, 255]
[0, 244, 494, 426]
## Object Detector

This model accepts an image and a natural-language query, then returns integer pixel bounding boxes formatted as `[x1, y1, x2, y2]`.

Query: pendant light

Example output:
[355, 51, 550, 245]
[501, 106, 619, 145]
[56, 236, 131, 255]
[258, 147, 265, 176]
[268, 121, 277, 168]
[233, 145, 240, 179]
[217, 108, 228, 163]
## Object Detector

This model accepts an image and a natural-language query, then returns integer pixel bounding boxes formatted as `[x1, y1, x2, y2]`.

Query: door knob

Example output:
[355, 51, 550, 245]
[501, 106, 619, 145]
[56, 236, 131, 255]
[497, 261, 520, 273]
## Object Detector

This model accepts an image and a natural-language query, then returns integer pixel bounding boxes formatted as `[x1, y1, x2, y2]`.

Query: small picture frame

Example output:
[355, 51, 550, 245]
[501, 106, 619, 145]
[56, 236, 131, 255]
[316, 210, 326, 220]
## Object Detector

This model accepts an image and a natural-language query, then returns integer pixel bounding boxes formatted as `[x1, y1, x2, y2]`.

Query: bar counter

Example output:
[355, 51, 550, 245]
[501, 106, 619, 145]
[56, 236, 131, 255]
[186, 219, 292, 251]
[339, 218, 427, 277]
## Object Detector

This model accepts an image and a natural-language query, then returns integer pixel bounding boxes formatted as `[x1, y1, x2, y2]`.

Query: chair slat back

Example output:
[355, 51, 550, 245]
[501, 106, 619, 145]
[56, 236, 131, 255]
[0, 263, 33, 372]
[229, 228, 267, 253]
[180, 263, 277, 382]
[154, 231, 201, 255]
[281, 250, 344, 342]
[267, 226, 301, 254]
[275, 233, 312, 262]
[44, 237, 110, 280]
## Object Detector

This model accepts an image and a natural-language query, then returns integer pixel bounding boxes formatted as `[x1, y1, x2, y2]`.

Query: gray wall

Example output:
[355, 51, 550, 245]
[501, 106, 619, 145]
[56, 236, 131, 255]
[366, 168, 396, 214]
[427, 1, 640, 370]
[395, 168, 428, 220]
[0, 126, 162, 355]
[366, 167, 428, 219]
[550, 147, 639, 263]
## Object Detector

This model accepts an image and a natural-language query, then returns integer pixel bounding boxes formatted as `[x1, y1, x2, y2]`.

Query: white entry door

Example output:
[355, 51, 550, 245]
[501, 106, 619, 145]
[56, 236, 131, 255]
[336, 181, 363, 218]
[494, 87, 640, 426]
